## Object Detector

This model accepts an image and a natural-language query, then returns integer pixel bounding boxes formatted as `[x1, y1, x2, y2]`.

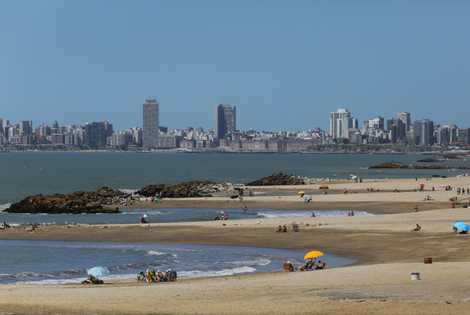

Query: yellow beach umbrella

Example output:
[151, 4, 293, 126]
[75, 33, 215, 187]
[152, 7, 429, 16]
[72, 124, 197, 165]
[298, 191, 305, 194]
[304, 251, 324, 259]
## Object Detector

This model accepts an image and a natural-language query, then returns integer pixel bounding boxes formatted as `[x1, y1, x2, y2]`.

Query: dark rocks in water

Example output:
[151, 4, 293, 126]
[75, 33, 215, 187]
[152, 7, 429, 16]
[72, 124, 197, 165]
[245, 172, 306, 186]
[5, 187, 126, 214]
[417, 157, 444, 163]
[370, 161, 470, 170]
[136, 181, 229, 198]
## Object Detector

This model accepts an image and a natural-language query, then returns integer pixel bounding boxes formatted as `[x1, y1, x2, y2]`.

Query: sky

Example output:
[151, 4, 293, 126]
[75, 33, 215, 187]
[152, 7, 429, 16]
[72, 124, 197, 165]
[1, 0, 469, 133]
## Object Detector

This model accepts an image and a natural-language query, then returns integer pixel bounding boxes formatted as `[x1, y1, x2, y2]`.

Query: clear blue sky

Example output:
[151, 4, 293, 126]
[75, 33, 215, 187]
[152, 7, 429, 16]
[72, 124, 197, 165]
[1, 0, 469, 132]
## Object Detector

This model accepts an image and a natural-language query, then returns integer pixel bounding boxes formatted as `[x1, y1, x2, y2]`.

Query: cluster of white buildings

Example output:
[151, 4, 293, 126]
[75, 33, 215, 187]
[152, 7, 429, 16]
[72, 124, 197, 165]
[1, 104, 469, 152]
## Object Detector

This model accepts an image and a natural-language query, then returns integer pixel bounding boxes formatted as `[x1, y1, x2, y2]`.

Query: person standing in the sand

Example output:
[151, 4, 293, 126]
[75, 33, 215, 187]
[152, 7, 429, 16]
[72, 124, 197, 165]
[414, 205, 418, 212]
[243, 204, 248, 213]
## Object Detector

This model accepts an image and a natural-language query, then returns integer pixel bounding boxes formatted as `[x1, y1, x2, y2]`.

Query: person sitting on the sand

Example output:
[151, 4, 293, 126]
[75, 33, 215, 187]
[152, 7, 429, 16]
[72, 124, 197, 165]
[146, 269, 156, 282]
[82, 274, 96, 284]
[284, 261, 294, 272]
[137, 271, 145, 282]
[298, 258, 314, 271]
[311, 212, 315, 217]
[156, 270, 165, 282]
[3, 221, 10, 228]
[276, 226, 282, 232]
[412, 224, 421, 231]
[223, 215, 229, 220]
[315, 261, 326, 270]
[282, 225, 287, 233]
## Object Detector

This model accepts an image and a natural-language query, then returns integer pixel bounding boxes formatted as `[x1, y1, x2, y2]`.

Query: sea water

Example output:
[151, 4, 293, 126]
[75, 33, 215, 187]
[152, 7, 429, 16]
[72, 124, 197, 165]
[1, 152, 469, 206]
[0, 241, 357, 285]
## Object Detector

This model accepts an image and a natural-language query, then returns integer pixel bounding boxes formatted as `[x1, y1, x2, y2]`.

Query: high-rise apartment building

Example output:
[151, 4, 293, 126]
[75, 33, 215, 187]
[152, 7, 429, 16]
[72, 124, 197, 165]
[330, 109, 350, 138]
[397, 112, 411, 132]
[143, 99, 159, 148]
[84, 121, 111, 147]
[214, 104, 236, 139]
[19, 120, 32, 135]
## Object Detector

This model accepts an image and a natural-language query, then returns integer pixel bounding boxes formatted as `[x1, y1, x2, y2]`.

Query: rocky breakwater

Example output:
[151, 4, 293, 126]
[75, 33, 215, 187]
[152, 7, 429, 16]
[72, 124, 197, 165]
[5, 187, 126, 214]
[136, 181, 229, 198]
[245, 172, 306, 186]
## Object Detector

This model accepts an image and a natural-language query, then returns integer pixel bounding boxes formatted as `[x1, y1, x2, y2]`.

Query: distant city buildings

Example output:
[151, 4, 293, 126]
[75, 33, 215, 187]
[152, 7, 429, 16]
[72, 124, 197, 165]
[1, 101, 470, 152]
[214, 104, 236, 139]
[142, 99, 159, 148]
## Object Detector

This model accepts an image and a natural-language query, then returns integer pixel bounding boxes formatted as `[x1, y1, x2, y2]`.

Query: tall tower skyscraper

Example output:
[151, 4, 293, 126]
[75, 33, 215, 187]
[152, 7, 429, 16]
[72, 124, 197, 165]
[214, 104, 236, 139]
[397, 112, 411, 132]
[143, 99, 159, 148]
[330, 109, 350, 138]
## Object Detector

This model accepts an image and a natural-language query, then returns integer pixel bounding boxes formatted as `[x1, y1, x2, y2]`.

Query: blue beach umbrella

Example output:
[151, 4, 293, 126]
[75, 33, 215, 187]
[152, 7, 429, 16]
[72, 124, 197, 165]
[140, 214, 149, 220]
[454, 221, 470, 231]
[87, 266, 109, 278]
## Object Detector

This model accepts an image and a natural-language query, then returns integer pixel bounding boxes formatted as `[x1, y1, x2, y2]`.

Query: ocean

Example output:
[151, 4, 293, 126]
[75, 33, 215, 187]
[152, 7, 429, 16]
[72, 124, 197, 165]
[0, 152, 468, 284]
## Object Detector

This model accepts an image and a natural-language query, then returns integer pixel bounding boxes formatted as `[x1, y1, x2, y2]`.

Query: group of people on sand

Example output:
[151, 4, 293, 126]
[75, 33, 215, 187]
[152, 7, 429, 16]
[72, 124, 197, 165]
[347, 211, 354, 216]
[276, 225, 288, 233]
[214, 215, 230, 220]
[138, 269, 176, 283]
[456, 188, 469, 195]
[284, 258, 326, 272]
[82, 274, 103, 284]
[0, 221, 11, 229]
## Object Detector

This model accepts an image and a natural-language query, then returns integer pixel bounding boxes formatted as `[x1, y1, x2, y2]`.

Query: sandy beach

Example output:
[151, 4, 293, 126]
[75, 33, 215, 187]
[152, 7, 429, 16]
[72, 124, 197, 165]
[1, 176, 470, 314]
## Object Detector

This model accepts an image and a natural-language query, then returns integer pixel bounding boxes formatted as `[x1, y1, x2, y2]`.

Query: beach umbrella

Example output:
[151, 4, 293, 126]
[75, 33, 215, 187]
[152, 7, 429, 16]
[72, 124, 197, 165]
[419, 184, 425, 187]
[304, 251, 324, 259]
[439, 185, 446, 187]
[298, 191, 305, 195]
[454, 222, 470, 231]
[140, 214, 149, 220]
[87, 266, 109, 278]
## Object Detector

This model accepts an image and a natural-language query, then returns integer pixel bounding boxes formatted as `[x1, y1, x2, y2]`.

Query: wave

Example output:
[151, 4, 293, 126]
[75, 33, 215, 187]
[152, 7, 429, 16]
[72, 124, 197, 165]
[231, 258, 271, 267]
[257, 210, 372, 219]
[180, 266, 256, 278]
[0, 203, 11, 212]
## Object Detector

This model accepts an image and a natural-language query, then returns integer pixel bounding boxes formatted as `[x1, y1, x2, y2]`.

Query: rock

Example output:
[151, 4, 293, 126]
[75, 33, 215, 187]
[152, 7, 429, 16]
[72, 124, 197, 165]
[245, 172, 306, 186]
[4, 188, 126, 214]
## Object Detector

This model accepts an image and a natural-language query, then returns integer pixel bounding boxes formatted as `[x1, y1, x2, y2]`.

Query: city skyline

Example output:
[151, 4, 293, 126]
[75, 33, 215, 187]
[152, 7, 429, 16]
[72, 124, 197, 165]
[1, 1, 469, 132]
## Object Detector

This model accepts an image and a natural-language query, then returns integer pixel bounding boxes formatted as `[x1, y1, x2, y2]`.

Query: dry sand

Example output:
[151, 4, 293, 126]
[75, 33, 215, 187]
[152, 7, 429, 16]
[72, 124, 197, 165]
[1, 175, 470, 314]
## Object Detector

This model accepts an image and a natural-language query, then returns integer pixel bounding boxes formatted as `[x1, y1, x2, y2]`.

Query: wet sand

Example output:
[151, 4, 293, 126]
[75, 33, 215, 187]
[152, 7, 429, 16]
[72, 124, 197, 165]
[1, 176, 470, 314]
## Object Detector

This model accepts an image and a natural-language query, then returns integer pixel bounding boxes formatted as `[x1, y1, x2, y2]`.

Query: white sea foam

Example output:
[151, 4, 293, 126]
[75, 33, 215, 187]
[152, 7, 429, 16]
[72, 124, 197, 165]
[258, 210, 372, 218]
[180, 266, 256, 278]
[118, 189, 138, 194]
[231, 258, 271, 267]
[0, 203, 11, 212]
[147, 251, 166, 256]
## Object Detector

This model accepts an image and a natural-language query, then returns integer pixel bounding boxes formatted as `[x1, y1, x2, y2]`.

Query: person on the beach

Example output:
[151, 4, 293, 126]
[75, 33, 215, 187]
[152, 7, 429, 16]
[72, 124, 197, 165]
[350, 211, 354, 216]
[82, 274, 96, 284]
[137, 271, 145, 282]
[412, 224, 421, 231]
[276, 226, 282, 232]
[223, 215, 229, 220]
[140, 217, 147, 224]
[311, 212, 315, 217]
[156, 270, 165, 282]
[298, 258, 314, 271]
[146, 269, 156, 282]
[243, 204, 248, 212]
[284, 261, 294, 272]
[282, 225, 287, 232]
[414, 205, 418, 212]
